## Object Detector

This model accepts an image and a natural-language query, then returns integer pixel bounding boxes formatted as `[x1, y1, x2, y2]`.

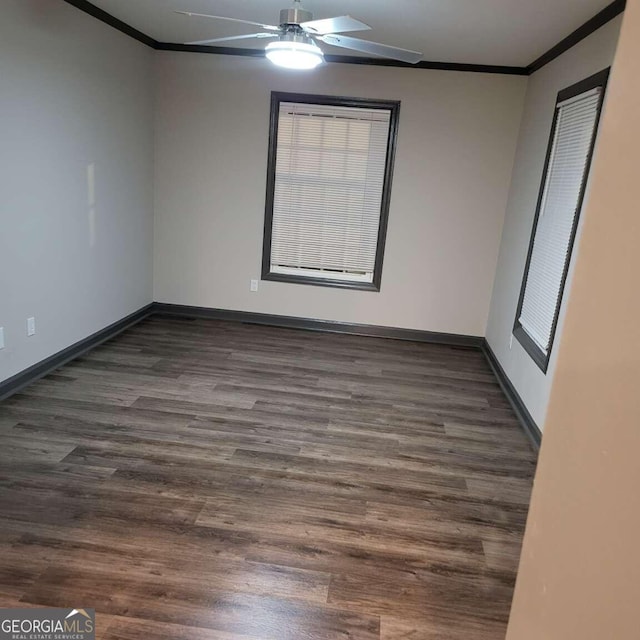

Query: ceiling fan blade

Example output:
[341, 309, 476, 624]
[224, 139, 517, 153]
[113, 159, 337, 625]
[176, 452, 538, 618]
[319, 34, 422, 64]
[175, 11, 280, 32]
[301, 15, 370, 35]
[186, 32, 277, 45]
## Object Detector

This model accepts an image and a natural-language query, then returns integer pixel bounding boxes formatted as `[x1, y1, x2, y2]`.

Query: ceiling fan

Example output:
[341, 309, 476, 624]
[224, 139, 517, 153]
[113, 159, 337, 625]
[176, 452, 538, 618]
[176, 0, 423, 70]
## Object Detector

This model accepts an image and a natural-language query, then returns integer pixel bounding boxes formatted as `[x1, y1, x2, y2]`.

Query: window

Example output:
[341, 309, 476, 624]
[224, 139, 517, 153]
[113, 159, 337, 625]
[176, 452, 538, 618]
[514, 69, 609, 371]
[262, 92, 400, 290]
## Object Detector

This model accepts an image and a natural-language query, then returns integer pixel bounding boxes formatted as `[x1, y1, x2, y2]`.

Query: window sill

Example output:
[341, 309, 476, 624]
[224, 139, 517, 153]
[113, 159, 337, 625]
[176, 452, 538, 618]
[512, 323, 550, 373]
[262, 271, 380, 292]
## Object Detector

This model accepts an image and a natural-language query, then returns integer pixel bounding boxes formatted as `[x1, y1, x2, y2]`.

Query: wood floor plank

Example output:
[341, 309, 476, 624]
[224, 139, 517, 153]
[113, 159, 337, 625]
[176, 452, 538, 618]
[100, 614, 262, 640]
[0, 315, 536, 639]
[380, 614, 510, 640]
[22, 566, 380, 640]
[328, 567, 515, 621]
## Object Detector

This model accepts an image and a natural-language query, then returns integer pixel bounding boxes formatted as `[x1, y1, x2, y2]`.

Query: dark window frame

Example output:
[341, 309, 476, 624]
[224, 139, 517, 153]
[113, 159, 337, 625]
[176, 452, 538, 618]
[513, 68, 610, 372]
[261, 92, 401, 292]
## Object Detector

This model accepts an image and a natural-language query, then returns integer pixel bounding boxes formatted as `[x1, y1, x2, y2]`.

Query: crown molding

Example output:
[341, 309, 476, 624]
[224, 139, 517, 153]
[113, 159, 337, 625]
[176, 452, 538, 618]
[63, 0, 625, 75]
[63, 0, 157, 47]
[527, 0, 625, 73]
[156, 42, 528, 74]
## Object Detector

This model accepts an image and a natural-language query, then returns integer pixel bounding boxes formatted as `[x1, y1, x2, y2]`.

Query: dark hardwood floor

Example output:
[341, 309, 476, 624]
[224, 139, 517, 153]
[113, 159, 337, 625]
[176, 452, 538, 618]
[0, 315, 536, 639]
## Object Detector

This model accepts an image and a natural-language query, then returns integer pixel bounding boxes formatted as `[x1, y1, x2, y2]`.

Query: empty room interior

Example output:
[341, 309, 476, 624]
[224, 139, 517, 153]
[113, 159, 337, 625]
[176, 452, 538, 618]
[1, 0, 639, 638]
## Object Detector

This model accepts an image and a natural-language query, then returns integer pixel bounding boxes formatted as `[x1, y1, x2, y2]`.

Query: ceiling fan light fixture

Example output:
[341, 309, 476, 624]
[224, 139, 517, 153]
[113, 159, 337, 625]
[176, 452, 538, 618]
[265, 38, 324, 70]
[178, 4, 423, 66]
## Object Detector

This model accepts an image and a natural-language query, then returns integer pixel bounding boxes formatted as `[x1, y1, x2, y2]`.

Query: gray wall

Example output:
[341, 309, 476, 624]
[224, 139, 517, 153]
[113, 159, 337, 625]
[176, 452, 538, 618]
[153, 53, 527, 337]
[485, 17, 622, 430]
[2, 0, 621, 411]
[0, 0, 155, 384]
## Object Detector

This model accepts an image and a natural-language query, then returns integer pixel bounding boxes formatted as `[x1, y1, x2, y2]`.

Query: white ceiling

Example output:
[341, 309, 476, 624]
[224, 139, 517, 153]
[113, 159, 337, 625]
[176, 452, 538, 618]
[87, 0, 613, 67]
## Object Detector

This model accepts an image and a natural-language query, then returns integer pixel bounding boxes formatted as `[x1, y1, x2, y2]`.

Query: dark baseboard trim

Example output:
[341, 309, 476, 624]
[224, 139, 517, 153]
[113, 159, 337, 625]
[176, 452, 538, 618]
[527, 0, 625, 74]
[0, 300, 541, 452]
[152, 303, 484, 348]
[482, 339, 542, 449]
[63, 0, 623, 75]
[0, 303, 154, 402]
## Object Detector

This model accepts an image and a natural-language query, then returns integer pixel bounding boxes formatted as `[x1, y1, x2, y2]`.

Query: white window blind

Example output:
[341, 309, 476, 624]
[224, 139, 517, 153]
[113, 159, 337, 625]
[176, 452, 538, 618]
[519, 87, 602, 354]
[270, 101, 392, 283]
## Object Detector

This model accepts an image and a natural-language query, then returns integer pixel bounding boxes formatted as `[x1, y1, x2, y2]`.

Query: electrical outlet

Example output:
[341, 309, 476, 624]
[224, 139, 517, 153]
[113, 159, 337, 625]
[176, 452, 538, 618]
[27, 317, 36, 337]
[250, 279, 259, 292]
[0, 327, 4, 350]
[509, 334, 514, 350]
